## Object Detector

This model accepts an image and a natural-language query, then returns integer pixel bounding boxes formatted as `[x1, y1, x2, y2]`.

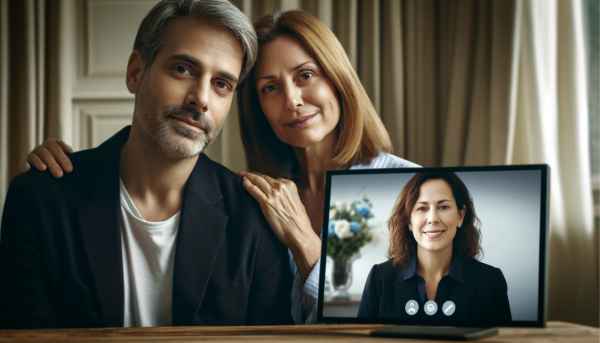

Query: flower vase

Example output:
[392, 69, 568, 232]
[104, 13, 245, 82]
[331, 254, 360, 300]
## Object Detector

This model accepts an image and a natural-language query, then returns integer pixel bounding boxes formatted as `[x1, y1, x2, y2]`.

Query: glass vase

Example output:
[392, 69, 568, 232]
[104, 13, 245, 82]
[331, 254, 360, 300]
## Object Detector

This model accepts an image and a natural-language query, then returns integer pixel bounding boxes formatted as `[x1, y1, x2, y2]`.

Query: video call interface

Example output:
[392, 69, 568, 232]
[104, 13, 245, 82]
[321, 169, 544, 324]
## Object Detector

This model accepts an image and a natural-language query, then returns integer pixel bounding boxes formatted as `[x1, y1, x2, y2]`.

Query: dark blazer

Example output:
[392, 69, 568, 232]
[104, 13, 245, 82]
[357, 257, 512, 325]
[0, 126, 293, 329]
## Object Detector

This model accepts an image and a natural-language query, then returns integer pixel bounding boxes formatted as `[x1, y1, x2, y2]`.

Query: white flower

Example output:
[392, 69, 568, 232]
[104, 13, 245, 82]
[334, 220, 353, 239]
[329, 209, 337, 220]
[335, 201, 347, 213]
[368, 230, 380, 246]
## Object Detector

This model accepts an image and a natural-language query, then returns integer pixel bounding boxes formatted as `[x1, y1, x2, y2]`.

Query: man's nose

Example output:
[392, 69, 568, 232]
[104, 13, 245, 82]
[185, 79, 210, 112]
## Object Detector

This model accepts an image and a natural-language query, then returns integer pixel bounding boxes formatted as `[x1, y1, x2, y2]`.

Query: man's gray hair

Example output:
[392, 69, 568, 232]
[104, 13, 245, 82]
[133, 0, 257, 82]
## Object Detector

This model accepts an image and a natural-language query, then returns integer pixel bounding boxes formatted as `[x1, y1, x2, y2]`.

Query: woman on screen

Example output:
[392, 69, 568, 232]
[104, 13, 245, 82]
[357, 172, 512, 324]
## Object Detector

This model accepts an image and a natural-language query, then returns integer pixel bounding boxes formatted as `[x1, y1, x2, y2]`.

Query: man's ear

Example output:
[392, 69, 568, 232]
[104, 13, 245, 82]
[126, 50, 146, 94]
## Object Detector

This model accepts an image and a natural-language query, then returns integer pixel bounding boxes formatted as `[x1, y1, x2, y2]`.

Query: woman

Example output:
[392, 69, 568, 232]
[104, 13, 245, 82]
[357, 172, 512, 324]
[24, 10, 419, 324]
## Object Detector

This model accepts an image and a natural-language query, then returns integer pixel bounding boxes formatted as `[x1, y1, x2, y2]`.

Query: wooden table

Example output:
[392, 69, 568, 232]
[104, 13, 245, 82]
[0, 321, 597, 342]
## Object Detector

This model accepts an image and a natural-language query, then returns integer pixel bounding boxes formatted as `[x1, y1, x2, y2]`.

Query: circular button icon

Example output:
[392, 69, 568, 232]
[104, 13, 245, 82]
[424, 300, 437, 316]
[405, 300, 419, 315]
[442, 301, 456, 316]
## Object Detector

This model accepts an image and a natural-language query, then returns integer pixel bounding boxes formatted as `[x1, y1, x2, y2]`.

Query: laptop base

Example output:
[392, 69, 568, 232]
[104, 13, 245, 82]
[370, 326, 499, 341]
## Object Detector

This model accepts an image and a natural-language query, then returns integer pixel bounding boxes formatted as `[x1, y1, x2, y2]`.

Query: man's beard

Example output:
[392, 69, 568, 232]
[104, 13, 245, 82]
[134, 83, 223, 160]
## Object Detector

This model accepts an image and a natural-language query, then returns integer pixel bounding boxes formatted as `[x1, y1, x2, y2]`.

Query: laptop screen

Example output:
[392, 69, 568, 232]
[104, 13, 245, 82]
[318, 165, 549, 327]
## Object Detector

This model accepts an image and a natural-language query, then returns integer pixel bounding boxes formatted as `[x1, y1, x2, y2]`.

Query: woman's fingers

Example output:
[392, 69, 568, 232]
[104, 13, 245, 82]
[241, 176, 269, 203]
[25, 153, 45, 171]
[32, 145, 64, 178]
[241, 171, 280, 186]
[43, 139, 73, 173]
[253, 172, 279, 187]
[19, 161, 32, 173]
[57, 140, 74, 154]
[238, 171, 274, 196]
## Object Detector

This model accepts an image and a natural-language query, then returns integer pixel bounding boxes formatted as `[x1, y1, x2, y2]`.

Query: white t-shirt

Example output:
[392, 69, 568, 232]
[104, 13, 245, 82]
[120, 179, 180, 327]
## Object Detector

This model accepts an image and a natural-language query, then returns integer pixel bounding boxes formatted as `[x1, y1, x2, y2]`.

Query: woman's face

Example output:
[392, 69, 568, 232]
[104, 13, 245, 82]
[409, 179, 466, 254]
[254, 34, 340, 148]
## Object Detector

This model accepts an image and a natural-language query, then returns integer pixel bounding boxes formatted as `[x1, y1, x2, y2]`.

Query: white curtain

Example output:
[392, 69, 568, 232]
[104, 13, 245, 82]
[512, 0, 597, 326]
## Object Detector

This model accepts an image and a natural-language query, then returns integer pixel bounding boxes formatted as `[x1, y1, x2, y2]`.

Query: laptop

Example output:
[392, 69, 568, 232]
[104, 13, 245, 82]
[317, 165, 549, 339]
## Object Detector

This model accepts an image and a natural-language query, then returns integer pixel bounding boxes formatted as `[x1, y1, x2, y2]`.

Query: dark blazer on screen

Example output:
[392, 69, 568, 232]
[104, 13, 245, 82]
[357, 256, 512, 325]
[0, 126, 293, 329]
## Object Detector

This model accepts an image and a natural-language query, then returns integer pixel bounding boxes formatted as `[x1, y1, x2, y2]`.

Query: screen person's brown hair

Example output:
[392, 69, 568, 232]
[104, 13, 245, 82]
[237, 10, 393, 178]
[387, 172, 483, 268]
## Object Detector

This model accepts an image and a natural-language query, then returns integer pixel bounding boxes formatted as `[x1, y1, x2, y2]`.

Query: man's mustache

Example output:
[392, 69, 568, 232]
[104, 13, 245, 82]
[164, 106, 214, 133]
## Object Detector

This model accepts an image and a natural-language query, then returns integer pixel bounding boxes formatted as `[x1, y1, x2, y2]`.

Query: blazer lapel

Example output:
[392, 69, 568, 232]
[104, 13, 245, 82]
[446, 272, 477, 320]
[77, 127, 131, 328]
[394, 268, 420, 319]
[172, 154, 228, 326]
[78, 191, 123, 327]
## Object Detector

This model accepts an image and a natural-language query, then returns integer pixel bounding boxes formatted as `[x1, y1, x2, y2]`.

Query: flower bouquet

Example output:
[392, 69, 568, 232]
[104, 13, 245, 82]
[326, 196, 379, 299]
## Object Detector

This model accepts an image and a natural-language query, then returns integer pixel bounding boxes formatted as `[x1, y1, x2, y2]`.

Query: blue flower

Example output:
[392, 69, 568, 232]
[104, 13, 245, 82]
[328, 221, 336, 236]
[350, 221, 360, 234]
[356, 205, 371, 218]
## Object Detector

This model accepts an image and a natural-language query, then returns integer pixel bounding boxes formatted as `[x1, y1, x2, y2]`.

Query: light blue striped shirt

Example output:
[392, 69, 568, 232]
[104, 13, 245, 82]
[290, 151, 420, 324]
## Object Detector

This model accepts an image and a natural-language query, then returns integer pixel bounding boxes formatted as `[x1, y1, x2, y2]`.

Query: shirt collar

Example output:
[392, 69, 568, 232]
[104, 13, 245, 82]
[447, 252, 464, 284]
[402, 248, 464, 285]
[403, 250, 418, 281]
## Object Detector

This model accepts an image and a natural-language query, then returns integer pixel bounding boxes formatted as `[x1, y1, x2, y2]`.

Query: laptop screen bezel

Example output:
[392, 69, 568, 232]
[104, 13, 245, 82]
[317, 164, 549, 327]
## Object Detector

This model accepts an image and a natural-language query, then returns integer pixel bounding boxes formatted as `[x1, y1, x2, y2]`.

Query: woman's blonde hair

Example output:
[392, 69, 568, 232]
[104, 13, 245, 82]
[238, 10, 393, 178]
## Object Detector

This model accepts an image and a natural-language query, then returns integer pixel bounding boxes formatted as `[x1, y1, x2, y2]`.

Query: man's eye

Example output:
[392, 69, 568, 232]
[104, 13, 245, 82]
[175, 66, 191, 74]
[215, 81, 229, 90]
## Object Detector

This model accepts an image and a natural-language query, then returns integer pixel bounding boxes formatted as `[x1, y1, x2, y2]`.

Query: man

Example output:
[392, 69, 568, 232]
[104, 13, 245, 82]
[0, 0, 293, 328]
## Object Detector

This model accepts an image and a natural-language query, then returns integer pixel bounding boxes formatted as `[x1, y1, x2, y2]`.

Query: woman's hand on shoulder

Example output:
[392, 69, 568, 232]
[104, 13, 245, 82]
[21, 139, 74, 178]
[237, 171, 314, 246]
[238, 171, 321, 282]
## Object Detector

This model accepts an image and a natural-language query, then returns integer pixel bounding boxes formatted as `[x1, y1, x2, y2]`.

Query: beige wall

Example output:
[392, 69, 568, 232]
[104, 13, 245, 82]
[71, 0, 156, 150]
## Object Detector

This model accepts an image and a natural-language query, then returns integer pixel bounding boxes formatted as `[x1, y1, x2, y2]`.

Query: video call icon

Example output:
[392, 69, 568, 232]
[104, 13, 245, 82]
[424, 300, 438, 315]
[404, 300, 419, 315]
[442, 301, 456, 316]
